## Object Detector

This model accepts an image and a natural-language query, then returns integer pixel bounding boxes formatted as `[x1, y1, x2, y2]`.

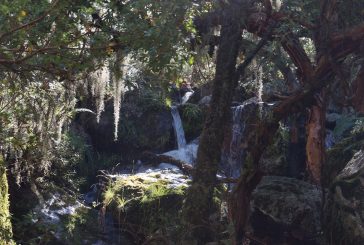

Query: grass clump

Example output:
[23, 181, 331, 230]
[102, 173, 187, 237]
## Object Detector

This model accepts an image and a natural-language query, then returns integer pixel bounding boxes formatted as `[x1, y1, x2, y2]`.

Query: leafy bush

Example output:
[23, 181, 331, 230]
[180, 103, 204, 141]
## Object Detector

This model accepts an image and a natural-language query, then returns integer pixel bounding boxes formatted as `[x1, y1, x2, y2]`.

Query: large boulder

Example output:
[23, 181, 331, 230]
[323, 132, 364, 187]
[101, 164, 189, 244]
[324, 150, 364, 245]
[250, 176, 322, 244]
[12, 189, 120, 245]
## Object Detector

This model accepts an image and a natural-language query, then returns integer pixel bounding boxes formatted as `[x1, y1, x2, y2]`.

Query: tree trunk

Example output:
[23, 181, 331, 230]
[352, 64, 364, 113]
[229, 120, 279, 243]
[306, 93, 326, 184]
[229, 57, 336, 242]
[183, 3, 242, 243]
[0, 156, 13, 244]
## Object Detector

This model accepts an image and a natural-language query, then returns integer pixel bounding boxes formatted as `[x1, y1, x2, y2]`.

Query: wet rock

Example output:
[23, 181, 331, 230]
[198, 95, 211, 105]
[13, 191, 111, 245]
[77, 90, 174, 157]
[250, 176, 322, 244]
[324, 150, 364, 245]
[326, 113, 341, 124]
[103, 165, 189, 243]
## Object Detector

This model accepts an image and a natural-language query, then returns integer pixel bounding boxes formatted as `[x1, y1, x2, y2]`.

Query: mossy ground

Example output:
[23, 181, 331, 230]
[103, 172, 229, 243]
[104, 175, 187, 235]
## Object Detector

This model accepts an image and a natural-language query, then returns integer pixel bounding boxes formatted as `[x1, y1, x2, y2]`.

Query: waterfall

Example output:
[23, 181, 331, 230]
[226, 105, 246, 178]
[221, 98, 262, 178]
[171, 106, 187, 149]
[181, 91, 194, 104]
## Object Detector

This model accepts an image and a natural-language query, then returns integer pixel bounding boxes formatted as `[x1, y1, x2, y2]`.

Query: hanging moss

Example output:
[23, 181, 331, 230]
[0, 156, 14, 245]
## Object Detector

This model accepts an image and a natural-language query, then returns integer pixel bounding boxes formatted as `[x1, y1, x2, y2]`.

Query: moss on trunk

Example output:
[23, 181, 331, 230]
[182, 3, 243, 243]
[0, 156, 13, 245]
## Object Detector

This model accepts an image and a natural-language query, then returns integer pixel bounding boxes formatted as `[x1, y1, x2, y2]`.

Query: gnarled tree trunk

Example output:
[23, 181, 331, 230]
[183, 2, 243, 243]
[306, 93, 326, 184]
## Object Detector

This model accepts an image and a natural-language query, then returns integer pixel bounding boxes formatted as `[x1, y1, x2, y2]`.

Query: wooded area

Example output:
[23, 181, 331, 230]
[1, 0, 364, 244]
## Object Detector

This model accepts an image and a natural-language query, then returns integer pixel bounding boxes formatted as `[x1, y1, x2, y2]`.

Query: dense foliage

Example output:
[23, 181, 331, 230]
[0, 0, 364, 244]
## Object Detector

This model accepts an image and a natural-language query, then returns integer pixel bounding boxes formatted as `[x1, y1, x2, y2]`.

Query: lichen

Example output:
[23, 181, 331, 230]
[0, 156, 14, 245]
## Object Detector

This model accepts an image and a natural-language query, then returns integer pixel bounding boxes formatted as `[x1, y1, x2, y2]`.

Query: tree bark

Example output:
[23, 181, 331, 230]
[306, 92, 326, 184]
[228, 117, 279, 243]
[352, 64, 364, 113]
[183, 3, 243, 243]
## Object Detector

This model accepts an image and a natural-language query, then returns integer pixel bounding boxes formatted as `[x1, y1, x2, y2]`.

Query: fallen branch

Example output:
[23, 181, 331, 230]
[141, 151, 193, 175]
[218, 177, 239, 183]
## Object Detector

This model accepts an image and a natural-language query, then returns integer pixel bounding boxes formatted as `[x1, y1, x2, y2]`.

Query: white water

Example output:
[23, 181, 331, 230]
[181, 91, 194, 104]
[164, 140, 198, 165]
[223, 98, 263, 178]
[226, 104, 246, 178]
[108, 164, 190, 189]
[39, 193, 83, 223]
[171, 106, 187, 149]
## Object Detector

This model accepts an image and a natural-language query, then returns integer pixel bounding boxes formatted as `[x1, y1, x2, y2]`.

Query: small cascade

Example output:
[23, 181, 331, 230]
[225, 105, 246, 178]
[325, 129, 335, 149]
[164, 139, 198, 165]
[171, 106, 187, 149]
[181, 91, 194, 104]
[221, 98, 265, 178]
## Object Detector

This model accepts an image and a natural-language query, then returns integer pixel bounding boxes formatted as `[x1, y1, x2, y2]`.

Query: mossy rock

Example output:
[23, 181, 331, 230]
[323, 132, 364, 187]
[103, 168, 229, 243]
[250, 176, 323, 244]
[13, 190, 106, 245]
[324, 150, 364, 245]
[103, 170, 188, 236]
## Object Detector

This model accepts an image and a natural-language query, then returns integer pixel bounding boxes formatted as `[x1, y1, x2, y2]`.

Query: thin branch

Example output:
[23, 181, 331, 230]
[273, 11, 317, 30]
[236, 20, 277, 78]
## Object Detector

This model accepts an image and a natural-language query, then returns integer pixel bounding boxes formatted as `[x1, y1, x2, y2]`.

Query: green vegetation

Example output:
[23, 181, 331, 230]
[0, 0, 363, 244]
[102, 174, 187, 234]
[181, 103, 205, 140]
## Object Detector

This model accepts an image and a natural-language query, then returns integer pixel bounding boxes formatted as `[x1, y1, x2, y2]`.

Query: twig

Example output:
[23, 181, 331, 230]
[236, 20, 277, 79]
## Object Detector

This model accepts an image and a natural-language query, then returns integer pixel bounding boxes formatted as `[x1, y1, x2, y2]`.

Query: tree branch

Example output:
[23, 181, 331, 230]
[280, 33, 314, 82]
[236, 20, 277, 78]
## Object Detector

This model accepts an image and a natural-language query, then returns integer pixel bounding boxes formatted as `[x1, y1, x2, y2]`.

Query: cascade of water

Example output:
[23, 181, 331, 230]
[226, 105, 246, 178]
[181, 91, 194, 104]
[256, 64, 264, 118]
[171, 106, 187, 149]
